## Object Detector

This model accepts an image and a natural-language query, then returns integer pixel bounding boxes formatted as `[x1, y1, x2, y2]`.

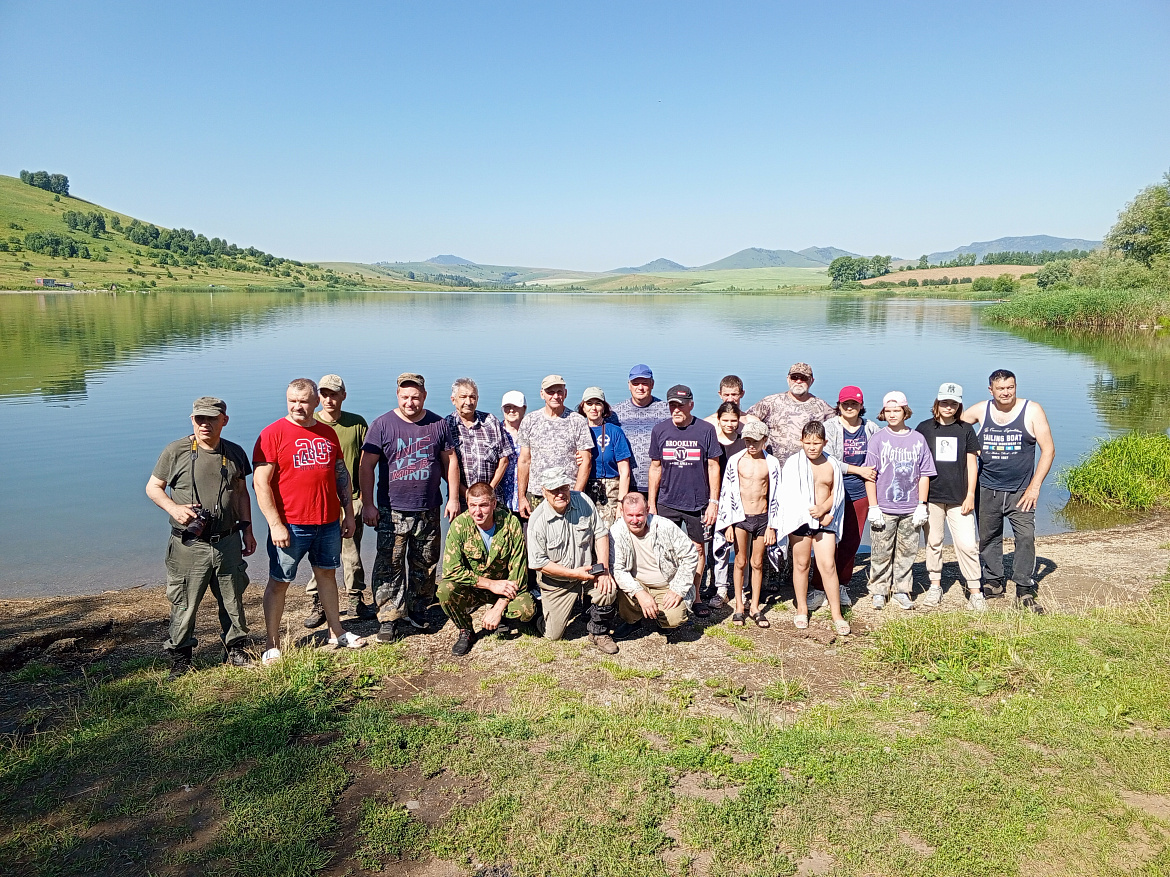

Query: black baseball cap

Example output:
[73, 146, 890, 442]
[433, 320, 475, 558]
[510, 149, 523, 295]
[666, 384, 693, 403]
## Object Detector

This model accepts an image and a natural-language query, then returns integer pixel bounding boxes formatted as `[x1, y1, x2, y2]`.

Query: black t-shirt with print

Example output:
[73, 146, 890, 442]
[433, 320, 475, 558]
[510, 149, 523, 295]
[914, 418, 979, 505]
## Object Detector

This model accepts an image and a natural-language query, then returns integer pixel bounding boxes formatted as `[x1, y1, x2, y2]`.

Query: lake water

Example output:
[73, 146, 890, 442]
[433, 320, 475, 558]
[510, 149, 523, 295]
[2, 290, 1165, 598]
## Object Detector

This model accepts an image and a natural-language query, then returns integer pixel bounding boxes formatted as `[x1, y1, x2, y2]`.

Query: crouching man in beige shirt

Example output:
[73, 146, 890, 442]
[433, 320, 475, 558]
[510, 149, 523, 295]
[609, 492, 698, 635]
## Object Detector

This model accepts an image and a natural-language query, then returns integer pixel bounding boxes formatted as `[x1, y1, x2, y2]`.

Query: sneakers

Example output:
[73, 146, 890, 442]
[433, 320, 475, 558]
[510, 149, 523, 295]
[833, 618, 852, 636]
[922, 585, 944, 608]
[303, 596, 326, 629]
[451, 628, 474, 656]
[224, 645, 252, 667]
[872, 594, 887, 610]
[166, 647, 193, 679]
[708, 589, 728, 609]
[588, 633, 619, 654]
[806, 590, 827, 612]
[967, 591, 988, 612]
[983, 579, 1006, 599]
[328, 631, 366, 649]
[838, 585, 853, 607]
[349, 596, 378, 620]
[891, 593, 915, 611]
[261, 647, 283, 665]
[376, 620, 402, 643]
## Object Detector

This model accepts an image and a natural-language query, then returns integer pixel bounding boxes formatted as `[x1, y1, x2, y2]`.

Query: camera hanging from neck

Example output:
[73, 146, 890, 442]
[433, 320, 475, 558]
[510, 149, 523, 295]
[190, 436, 229, 517]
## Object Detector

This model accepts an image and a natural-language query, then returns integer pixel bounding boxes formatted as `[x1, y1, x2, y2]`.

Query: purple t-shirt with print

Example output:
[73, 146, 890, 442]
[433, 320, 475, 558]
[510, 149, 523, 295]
[362, 409, 450, 511]
[863, 427, 937, 515]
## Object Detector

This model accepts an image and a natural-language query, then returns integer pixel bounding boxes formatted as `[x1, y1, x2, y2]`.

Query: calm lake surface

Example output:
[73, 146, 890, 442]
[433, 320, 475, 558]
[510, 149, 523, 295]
[3, 290, 1165, 598]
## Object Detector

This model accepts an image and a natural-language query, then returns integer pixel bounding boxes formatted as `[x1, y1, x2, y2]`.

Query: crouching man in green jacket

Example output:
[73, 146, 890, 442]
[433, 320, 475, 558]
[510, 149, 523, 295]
[438, 481, 535, 657]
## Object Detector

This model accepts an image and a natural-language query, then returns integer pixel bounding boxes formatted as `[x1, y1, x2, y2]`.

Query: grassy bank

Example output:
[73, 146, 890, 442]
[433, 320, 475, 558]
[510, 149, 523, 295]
[3, 597, 1170, 876]
[982, 286, 1170, 329]
[1062, 431, 1170, 510]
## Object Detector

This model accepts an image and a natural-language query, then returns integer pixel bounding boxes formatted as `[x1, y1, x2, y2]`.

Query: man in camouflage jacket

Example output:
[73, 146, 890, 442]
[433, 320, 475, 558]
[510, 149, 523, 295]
[437, 481, 535, 655]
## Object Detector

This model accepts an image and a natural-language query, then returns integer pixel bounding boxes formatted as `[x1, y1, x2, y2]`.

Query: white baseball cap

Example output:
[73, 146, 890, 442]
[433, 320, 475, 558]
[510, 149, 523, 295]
[501, 390, 526, 408]
[936, 382, 963, 403]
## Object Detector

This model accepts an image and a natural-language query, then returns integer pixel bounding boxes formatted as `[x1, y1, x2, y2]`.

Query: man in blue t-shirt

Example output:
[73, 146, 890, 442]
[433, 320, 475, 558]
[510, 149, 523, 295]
[648, 384, 722, 616]
[360, 372, 462, 642]
[610, 364, 670, 494]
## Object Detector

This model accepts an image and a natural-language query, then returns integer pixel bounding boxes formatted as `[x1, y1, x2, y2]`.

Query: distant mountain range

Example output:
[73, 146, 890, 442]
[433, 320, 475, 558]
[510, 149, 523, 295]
[926, 235, 1102, 264]
[378, 235, 1102, 284]
[608, 246, 861, 273]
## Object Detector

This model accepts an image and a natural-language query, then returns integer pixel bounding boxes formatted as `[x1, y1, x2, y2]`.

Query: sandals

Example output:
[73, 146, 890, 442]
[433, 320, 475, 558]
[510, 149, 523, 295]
[731, 612, 746, 626]
[692, 601, 711, 618]
[834, 619, 852, 636]
[792, 613, 807, 630]
[751, 610, 771, 629]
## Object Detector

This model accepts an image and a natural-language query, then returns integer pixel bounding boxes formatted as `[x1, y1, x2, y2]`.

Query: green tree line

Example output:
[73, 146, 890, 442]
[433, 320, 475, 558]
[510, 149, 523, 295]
[981, 249, 1093, 265]
[19, 170, 69, 195]
[62, 210, 107, 237]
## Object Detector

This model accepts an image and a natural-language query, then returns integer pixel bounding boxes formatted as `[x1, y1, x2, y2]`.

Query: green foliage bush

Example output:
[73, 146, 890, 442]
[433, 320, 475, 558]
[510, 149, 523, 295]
[23, 231, 89, 259]
[1036, 260, 1072, 289]
[62, 210, 106, 237]
[992, 273, 1020, 294]
[1060, 431, 1170, 510]
[971, 277, 995, 291]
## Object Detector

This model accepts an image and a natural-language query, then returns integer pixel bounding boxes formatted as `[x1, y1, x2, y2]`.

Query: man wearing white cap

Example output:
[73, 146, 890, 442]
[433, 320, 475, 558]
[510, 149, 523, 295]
[527, 468, 619, 652]
[516, 375, 593, 517]
[304, 374, 375, 627]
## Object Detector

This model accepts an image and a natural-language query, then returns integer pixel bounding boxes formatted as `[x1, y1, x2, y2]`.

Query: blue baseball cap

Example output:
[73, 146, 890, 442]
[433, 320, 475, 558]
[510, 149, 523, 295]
[628, 364, 653, 380]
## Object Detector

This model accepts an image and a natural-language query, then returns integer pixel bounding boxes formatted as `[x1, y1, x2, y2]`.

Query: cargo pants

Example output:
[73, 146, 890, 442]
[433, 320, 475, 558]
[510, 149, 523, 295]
[163, 533, 250, 652]
[537, 571, 616, 640]
[371, 506, 440, 621]
[436, 578, 536, 632]
[867, 513, 919, 597]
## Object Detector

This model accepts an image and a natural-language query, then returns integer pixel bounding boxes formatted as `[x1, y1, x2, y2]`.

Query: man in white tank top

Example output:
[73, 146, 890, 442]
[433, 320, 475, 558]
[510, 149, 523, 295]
[962, 369, 1055, 611]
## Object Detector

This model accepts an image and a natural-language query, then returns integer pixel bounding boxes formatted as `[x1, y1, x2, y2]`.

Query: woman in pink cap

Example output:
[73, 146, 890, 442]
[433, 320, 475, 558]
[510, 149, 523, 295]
[864, 391, 936, 610]
[818, 386, 879, 607]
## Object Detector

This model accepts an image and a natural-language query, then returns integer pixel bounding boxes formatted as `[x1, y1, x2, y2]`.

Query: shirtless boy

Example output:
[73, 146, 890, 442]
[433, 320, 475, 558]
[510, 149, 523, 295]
[723, 420, 775, 627]
[785, 421, 850, 635]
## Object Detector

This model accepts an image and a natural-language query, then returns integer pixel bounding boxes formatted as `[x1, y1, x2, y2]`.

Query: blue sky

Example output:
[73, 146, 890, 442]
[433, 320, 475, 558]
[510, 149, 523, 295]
[1, 1, 1167, 270]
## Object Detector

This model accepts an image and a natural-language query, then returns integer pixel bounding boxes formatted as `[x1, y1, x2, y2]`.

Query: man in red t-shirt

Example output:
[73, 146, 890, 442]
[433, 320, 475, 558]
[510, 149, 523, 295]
[254, 378, 363, 663]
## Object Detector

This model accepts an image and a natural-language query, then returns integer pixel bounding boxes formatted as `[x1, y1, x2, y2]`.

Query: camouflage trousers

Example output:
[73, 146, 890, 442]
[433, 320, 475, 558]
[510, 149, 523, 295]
[372, 506, 440, 622]
[436, 578, 536, 632]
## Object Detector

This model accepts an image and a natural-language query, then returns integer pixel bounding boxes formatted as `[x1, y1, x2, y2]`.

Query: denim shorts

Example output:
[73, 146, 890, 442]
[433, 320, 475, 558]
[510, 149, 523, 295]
[267, 521, 342, 582]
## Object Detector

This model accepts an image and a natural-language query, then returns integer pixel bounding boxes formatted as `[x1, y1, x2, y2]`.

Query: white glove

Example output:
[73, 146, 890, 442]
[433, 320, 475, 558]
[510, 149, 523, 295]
[912, 503, 929, 528]
[867, 507, 885, 530]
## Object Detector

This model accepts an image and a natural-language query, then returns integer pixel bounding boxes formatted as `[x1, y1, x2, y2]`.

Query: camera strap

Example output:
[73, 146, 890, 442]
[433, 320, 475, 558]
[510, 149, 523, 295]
[189, 437, 229, 516]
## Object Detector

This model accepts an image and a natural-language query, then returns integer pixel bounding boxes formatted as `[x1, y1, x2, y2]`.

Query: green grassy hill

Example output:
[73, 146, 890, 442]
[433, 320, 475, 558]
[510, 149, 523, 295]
[0, 175, 437, 292]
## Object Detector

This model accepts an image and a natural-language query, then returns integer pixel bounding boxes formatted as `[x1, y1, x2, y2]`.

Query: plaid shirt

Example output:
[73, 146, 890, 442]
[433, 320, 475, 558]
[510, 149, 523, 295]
[445, 411, 507, 498]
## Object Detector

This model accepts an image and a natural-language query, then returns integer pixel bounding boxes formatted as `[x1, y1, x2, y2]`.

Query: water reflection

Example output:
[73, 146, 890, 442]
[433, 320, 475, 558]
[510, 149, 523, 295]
[1006, 326, 1170, 432]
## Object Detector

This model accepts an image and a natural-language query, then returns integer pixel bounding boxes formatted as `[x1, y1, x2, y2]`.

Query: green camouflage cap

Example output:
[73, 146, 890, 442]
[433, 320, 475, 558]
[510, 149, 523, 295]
[192, 396, 226, 416]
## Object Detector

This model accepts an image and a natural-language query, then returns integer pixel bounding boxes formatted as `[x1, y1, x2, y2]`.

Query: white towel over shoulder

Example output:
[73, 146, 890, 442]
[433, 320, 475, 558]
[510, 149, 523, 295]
[778, 452, 845, 539]
[715, 448, 787, 563]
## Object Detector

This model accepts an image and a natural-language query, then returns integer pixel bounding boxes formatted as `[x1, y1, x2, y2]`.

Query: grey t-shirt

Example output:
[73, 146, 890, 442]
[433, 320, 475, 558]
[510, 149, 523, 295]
[152, 436, 251, 534]
[518, 408, 593, 493]
[610, 397, 670, 491]
[527, 491, 607, 584]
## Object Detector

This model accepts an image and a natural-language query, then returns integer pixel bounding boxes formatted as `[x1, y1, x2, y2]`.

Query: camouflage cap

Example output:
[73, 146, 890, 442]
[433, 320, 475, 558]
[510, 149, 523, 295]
[397, 372, 425, 390]
[192, 396, 227, 417]
[318, 374, 345, 392]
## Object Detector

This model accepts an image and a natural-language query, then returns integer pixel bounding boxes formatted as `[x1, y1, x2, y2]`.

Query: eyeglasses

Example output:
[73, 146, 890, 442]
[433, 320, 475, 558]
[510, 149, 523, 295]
[544, 387, 567, 396]
[789, 374, 811, 383]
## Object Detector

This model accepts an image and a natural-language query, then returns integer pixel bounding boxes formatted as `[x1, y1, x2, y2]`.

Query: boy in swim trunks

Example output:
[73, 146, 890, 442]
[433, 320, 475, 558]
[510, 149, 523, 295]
[724, 420, 777, 626]
[781, 421, 850, 635]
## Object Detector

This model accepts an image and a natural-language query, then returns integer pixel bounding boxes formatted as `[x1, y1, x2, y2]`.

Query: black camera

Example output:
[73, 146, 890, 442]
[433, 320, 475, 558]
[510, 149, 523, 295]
[588, 562, 606, 577]
[182, 506, 213, 544]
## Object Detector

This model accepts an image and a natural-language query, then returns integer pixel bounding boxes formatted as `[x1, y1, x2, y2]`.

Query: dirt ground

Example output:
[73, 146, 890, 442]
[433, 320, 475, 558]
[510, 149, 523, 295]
[2, 517, 1168, 876]
[3, 515, 1167, 712]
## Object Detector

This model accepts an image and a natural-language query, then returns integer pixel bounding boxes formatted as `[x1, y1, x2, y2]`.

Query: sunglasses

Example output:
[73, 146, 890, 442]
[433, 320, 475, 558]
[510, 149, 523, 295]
[789, 374, 811, 382]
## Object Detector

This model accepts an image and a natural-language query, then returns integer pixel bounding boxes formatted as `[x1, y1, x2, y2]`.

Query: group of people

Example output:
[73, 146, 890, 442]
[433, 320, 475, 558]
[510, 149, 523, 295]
[147, 362, 1054, 675]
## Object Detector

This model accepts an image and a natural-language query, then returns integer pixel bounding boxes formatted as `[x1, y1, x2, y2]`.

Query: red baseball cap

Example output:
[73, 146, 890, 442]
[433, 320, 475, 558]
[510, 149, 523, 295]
[838, 386, 864, 404]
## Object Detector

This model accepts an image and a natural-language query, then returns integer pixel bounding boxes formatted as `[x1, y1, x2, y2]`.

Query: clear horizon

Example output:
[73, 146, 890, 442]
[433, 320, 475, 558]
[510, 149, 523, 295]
[1, 1, 1166, 271]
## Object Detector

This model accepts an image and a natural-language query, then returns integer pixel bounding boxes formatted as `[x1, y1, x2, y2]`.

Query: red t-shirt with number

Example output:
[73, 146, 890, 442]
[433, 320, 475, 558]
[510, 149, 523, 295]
[253, 418, 343, 526]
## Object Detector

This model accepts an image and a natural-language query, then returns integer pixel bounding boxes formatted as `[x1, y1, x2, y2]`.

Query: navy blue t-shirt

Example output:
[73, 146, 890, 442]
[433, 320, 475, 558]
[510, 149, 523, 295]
[649, 417, 721, 512]
[841, 424, 870, 502]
